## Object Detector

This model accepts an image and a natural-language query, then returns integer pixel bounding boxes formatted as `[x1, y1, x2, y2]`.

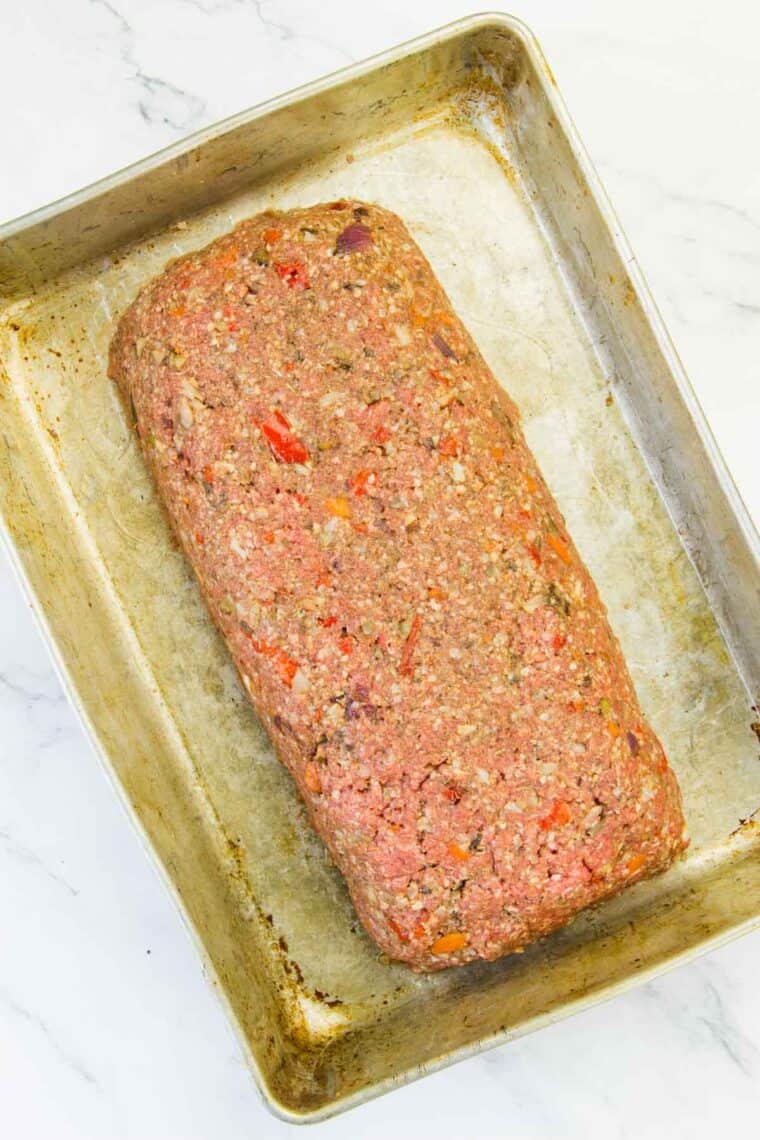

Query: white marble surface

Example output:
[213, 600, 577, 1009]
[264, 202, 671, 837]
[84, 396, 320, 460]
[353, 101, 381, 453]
[1, 0, 759, 1136]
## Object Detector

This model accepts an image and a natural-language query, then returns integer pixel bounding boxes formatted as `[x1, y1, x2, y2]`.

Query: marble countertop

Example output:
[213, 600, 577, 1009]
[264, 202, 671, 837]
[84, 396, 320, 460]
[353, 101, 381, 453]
[1, 1, 759, 1136]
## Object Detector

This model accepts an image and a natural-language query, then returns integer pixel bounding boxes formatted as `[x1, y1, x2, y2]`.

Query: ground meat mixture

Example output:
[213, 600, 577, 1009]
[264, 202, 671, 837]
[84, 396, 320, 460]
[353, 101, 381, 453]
[108, 200, 687, 971]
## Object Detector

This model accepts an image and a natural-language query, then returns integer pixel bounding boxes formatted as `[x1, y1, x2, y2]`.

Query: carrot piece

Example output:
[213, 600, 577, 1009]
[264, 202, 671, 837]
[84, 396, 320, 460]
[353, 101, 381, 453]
[303, 761, 322, 795]
[371, 424, 392, 444]
[552, 633, 566, 651]
[490, 445, 505, 462]
[427, 586, 448, 601]
[430, 931, 468, 955]
[447, 842, 471, 862]
[325, 496, 352, 518]
[201, 464, 215, 484]
[262, 226, 282, 245]
[438, 435, 460, 457]
[626, 852, 646, 875]
[399, 613, 422, 678]
[318, 615, 338, 628]
[539, 800, 572, 830]
[547, 533, 572, 564]
[525, 474, 539, 493]
[210, 244, 239, 272]
[338, 636, 353, 655]
[433, 310, 456, 329]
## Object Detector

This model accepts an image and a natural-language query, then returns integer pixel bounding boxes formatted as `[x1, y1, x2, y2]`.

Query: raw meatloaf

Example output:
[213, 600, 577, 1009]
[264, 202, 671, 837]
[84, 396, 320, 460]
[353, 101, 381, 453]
[109, 200, 687, 971]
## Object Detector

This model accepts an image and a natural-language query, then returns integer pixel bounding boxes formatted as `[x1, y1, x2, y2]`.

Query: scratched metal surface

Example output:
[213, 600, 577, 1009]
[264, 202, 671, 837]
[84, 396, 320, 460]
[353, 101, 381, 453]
[0, 15, 758, 1121]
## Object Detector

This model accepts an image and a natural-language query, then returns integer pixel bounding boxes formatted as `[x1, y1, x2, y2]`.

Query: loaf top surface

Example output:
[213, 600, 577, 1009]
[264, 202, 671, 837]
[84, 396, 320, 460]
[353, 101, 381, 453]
[109, 200, 687, 970]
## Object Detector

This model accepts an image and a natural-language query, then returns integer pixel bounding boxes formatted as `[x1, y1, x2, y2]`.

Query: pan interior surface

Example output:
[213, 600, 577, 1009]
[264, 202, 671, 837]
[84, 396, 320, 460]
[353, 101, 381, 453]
[0, 17, 758, 1120]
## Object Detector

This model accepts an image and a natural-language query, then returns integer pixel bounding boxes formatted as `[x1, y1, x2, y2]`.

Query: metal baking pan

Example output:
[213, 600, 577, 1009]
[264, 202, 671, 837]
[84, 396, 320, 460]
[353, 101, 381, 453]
[1, 13, 758, 1122]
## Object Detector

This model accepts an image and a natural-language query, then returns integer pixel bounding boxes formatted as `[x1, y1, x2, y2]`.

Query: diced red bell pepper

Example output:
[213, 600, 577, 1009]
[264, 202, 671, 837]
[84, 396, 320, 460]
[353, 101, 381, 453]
[260, 410, 309, 464]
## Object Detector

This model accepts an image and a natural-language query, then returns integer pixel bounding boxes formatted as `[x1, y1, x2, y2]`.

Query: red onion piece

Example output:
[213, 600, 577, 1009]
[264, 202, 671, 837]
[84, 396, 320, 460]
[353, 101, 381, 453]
[335, 222, 372, 254]
[432, 330, 457, 360]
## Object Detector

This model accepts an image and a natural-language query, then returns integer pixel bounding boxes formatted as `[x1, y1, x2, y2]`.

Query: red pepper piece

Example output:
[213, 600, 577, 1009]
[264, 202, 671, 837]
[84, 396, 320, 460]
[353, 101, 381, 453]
[349, 468, 376, 496]
[273, 261, 309, 289]
[539, 800, 572, 830]
[526, 542, 542, 567]
[388, 916, 410, 943]
[399, 613, 422, 678]
[260, 411, 309, 464]
[249, 637, 299, 688]
[221, 303, 238, 332]
[443, 784, 464, 804]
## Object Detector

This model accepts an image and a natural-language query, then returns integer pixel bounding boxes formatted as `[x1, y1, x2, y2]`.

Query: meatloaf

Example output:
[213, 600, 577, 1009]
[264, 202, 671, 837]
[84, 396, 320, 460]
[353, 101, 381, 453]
[109, 200, 687, 971]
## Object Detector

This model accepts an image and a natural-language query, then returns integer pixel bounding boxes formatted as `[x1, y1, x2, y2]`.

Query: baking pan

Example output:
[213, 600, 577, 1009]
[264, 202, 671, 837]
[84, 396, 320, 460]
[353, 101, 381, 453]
[1, 13, 758, 1122]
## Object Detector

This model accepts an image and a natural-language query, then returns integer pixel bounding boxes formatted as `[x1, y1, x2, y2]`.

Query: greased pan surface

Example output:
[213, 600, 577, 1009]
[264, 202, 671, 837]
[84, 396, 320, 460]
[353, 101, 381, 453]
[1, 14, 758, 1121]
